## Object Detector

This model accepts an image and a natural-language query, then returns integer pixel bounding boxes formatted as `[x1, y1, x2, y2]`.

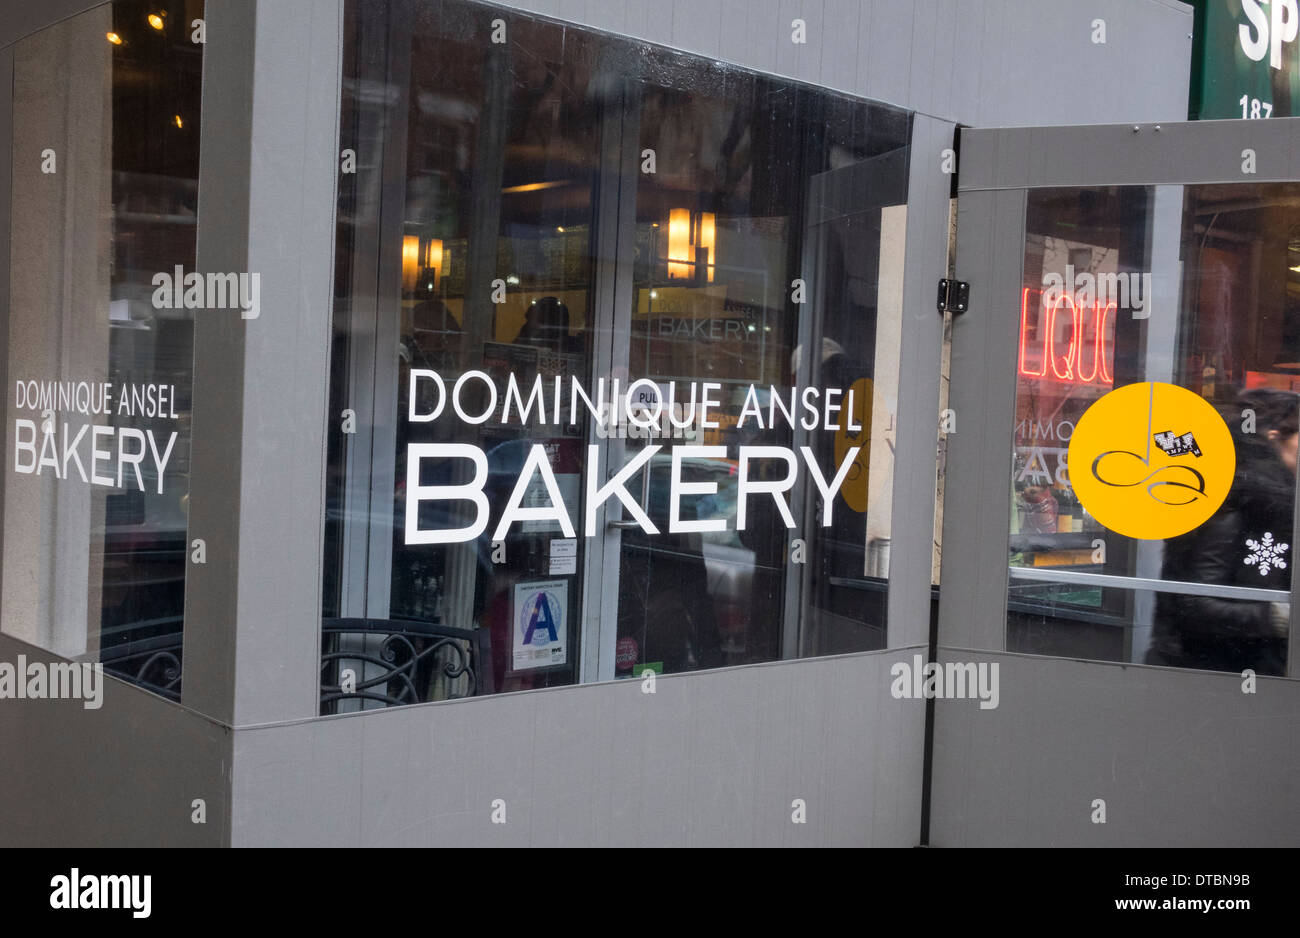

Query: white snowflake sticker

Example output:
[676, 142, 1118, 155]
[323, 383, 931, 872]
[1244, 532, 1289, 576]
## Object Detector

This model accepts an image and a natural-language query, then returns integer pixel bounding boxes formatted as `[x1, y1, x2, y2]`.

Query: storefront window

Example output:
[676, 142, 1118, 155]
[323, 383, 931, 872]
[1009, 184, 1299, 676]
[3, 0, 203, 699]
[323, 0, 911, 709]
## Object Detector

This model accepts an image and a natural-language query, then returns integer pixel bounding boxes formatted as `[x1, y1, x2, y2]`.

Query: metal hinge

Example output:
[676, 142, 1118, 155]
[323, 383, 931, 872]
[937, 278, 969, 315]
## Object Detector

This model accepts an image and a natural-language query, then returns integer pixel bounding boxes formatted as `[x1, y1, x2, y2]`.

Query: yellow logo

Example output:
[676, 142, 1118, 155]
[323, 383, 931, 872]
[1067, 382, 1235, 540]
[835, 377, 873, 513]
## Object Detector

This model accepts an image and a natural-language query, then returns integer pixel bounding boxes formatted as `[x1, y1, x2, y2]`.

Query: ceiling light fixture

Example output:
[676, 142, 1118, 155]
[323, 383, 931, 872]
[501, 180, 568, 194]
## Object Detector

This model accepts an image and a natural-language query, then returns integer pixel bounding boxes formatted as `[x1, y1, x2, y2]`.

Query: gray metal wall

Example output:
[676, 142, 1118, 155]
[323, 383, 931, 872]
[230, 646, 925, 846]
[0, 634, 229, 846]
[491, 0, 1194, 127]
[0, 0, 1198, 846]
[929, 652, 1300, 846]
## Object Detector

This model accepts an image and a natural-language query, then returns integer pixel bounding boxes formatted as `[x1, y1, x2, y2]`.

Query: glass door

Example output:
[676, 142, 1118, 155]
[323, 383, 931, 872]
[943, 119, 1300, 679]
[593, 63, 912, 681]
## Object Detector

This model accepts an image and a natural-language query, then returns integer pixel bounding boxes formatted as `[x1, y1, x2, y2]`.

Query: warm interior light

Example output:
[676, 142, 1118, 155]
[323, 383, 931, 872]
[501, 180, 568, 194]
[1289, 264, 1300, 273]
[424, 238, 443, 290]
[148, 13, 164, 30]
[402, 235, 419, 293]
[667, 208, 692, 279]
[697, 212, 715, 283]
[173, 115, 183, 128]
[667, 209, 716, 281]
[106, 32, 123, 45]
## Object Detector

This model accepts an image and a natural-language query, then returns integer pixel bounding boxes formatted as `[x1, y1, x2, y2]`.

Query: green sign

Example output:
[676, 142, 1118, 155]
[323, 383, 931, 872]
[1192, 0, 1300, 119]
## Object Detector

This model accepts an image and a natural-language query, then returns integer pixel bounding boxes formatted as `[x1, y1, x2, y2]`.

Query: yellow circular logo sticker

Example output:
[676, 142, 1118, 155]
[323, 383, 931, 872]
[1067, 382, 1235, 540]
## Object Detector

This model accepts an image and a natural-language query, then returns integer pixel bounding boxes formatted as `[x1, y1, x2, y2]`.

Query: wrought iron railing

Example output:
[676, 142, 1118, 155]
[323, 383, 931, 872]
[99, 631, 184, 702]
[96, 617, 493, 711]
[320, 617, 492, 714]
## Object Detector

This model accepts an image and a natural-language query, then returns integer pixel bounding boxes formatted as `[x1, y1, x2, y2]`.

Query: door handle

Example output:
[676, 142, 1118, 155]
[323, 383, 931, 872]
[607, 519, 641, 529]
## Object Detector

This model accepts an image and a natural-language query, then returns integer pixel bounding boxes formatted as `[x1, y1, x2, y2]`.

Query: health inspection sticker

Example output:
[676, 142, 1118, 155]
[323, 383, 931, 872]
[1067, 381, 1235, 541]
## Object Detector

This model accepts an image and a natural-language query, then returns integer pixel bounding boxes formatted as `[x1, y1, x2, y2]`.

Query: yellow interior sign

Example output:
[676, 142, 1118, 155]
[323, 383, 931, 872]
[1067, 382, 1235, 541]
[835, 377, 872, 513]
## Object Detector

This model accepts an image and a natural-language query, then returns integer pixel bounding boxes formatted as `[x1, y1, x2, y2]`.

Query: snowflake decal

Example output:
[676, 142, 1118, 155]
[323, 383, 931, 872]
[1244, 532, 1289, 576]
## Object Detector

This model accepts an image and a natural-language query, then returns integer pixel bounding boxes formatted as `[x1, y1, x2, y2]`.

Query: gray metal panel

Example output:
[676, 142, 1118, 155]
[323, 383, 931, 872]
[0, 0, 106, 51]
[886, 114, 953, 649]
[674, 0, 721, 60]
[0, 633, 230, 846]
[929, 651, 1300, 846]
[774, 0, 821, 85]
[231, 0, 341, 723]
[944, 0, 990, 123]
[963, 119, 1300, 192]
[861, 0, 913, 111]
[578, 0, 623, 33]
[230, 647, 927, 846]
[183, 0, 257, 722]
[623, 0, 676, 47]
[817, 0, 859, 95]
[488, 0, 1191, 128]
[739, 0, 781, 76]
[937, 187, 1026, 651]
[717, 0, 753, 65]
[910, 0, 959, 120]
[185, 0, 341, 724]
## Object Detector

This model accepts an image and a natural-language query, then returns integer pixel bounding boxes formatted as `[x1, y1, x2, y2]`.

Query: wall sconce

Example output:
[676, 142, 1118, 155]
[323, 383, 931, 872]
[425, 238, 443, 291]
[403, 236, 444, 293]
[402, 235, 420, 293]
[667, 209, 715, 282]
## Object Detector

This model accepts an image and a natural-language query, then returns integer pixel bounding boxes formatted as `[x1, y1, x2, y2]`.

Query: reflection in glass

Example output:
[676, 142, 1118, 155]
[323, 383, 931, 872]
[3, 0, 203, 700]
[324, 0, 912, 707]
[1009, 185, 1298, 675]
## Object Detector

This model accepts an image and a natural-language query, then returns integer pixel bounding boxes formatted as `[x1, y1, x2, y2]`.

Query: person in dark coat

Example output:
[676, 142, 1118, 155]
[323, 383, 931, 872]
[1147, 388, 1297, 676]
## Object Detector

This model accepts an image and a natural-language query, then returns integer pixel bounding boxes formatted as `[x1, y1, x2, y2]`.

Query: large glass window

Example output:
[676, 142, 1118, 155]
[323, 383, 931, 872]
[1009, 184, 1299, 676]
[3, 0, 203, 699]
[323, 0, 911, 709]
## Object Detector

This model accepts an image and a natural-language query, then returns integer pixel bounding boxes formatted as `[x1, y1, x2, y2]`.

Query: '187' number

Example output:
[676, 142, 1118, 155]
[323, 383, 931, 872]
[1240, 94, 1274, 118]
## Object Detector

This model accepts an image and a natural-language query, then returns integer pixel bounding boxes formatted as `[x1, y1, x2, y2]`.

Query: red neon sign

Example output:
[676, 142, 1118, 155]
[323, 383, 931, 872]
[1018, 287, 1114, 386]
